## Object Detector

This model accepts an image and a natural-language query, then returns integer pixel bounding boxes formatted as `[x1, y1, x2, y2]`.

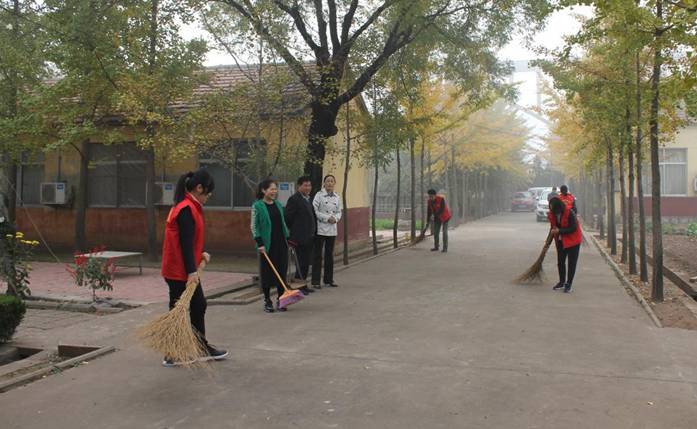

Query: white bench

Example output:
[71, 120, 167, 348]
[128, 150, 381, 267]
[78, 251, 144, 275]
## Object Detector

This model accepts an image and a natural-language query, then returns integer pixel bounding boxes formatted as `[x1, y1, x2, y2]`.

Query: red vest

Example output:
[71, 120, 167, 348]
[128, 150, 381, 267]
[429, 195, 452, 223]
[548, 204, 582, 249]
[161, 193, 205, 281]
[558, 193, 575, 209]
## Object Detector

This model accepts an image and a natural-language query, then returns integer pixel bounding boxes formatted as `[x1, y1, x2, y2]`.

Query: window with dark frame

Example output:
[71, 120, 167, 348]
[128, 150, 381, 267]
[199, 139, 259, 209]
[18, 152, 45, 206]
[88, 143, 147, 208]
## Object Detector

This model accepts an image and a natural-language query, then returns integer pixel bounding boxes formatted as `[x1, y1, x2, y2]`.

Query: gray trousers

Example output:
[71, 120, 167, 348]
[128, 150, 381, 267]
[433, 220, 449, 250]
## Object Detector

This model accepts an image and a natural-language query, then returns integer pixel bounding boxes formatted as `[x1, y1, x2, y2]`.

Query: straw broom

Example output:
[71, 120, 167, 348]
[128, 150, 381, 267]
[138, 258, 208, 365]
[414, 220, 431, 244]
[514, 231, 554, 284]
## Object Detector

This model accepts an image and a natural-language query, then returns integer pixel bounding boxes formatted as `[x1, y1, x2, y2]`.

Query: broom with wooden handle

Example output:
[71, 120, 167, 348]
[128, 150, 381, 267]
[515, 230, 554, 284]
[261, 251, 304, 309]
[138, 256, 209, 365]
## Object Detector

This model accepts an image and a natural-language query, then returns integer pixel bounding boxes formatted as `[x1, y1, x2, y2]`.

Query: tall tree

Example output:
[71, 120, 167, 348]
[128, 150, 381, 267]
[203, 0, 554, 191]
[0, 1, 47, 223]
[117, 0, 207, 260]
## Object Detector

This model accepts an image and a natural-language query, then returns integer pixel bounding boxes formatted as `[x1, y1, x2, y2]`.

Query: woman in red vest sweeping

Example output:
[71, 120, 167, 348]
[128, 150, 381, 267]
[161, 169, 227, 366]
[548, 196, 582, 293]
[427, 189, 452, 253]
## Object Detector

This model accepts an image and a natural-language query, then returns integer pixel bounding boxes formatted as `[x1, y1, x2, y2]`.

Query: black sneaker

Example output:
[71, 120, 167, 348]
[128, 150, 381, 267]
[312, 284, 322, 290]
[553, 282, 565, 291]
[300, 286, 314, 295]
[276, 300, 288, 312]
[324, 283, 338, 288]
[200, 345, 228, 362]
[264, 300, 275, 313]
[564, 283, 573, 293]
[441, 249, 448, 253]
[430, 247, 439, 252]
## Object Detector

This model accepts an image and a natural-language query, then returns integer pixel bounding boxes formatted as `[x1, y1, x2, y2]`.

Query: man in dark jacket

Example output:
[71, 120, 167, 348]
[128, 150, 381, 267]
[285, 176, 316, 294]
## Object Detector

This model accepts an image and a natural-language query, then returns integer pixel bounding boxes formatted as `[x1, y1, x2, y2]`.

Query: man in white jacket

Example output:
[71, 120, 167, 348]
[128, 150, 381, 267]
[311, 174, 342, 288]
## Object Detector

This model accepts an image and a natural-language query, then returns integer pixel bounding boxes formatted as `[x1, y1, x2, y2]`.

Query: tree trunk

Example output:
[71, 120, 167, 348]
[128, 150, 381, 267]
[598, 169, 605, 240]
[449, 147, 458, 225]
[636, 51, 649, 283]
[393, 147, 401, 249]
[619, 139, 628, 264]
[6, 163, 17, 224]
[607, 143, 617, 255]
[305, 102, 340, 194]
[144, 0, 159, 262]
[371, 144, 379, 256]
[75, 140, 90, 252]
[409, 136, 416, 240]
[420, 137, 425, 228]
[650, 7, 664, 301]
[342, 103, 351, 265]
[627, 110, 637, 275]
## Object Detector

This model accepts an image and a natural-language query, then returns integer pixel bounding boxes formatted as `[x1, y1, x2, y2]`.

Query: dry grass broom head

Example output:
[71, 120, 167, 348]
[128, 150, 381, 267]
[514, 232, 554, 284]
[138, 262, 209, 366]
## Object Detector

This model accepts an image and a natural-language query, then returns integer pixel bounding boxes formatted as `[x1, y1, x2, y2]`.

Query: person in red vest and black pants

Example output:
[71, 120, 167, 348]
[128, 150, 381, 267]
[427, 189, 452, 253]
[558, 185, 577, 214]
[548, 196, 583, 293]
[161, 169, 228, 366]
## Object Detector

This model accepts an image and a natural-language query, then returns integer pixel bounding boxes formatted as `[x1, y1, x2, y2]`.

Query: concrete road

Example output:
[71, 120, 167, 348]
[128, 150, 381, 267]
[4, 212, 697, 428]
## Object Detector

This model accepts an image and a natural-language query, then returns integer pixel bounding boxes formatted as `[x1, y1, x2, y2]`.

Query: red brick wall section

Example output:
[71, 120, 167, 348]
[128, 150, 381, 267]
[633, 197, 697, 217]
[16, 206, 370, 254]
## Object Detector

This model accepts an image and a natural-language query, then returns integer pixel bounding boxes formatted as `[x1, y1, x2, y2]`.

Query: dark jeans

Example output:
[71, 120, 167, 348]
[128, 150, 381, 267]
[260, 243, 287, 302]
[433, 220, 449, 250]
[292, 241, 313, 280]
[166, 278, 207, 342]
[557, 242, 581, 286]
[312, 235, 336, 285]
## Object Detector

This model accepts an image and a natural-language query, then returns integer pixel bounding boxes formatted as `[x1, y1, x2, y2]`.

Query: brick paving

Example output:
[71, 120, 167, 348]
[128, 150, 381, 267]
[4, 262, 252, 304]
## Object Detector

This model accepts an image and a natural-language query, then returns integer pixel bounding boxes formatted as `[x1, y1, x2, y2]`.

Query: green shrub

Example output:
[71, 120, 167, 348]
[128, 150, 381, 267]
[687, 223, 697, 237]
[0, 295, 26, 342]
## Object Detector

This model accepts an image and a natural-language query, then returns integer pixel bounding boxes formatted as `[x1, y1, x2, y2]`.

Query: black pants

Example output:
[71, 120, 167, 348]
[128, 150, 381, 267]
[166, 279, 207, 342]
[433, 220, 449, 250]
[312, 235, 336, 285]
[556, 242, 581, 286]
[260, 242, 287, 302]
[292, 241, 313, 280]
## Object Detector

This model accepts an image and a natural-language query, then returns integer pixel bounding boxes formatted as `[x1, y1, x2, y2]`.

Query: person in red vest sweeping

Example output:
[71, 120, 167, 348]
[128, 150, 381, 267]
[548, 196, 582, 293]
[161, 169, 228, 366]
[427, 189, 452, 253]
[558, 185, 577, 214]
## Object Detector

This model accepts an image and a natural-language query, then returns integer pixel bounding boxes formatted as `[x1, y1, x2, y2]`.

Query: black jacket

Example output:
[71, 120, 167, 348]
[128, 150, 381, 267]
[285, 191, 316, 245]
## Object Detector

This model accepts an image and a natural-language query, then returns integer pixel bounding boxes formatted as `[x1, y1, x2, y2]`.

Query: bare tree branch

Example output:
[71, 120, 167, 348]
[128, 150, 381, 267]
[340, 0, 359, 43]
[217, 0, 318, 94]
[326, 0, 341, 51]
[273, 0, 322, 55]
[312, 0, 330, 59]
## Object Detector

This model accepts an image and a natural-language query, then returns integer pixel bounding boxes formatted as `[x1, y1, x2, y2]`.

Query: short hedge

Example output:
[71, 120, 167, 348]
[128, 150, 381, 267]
[0, 295, 26, 343]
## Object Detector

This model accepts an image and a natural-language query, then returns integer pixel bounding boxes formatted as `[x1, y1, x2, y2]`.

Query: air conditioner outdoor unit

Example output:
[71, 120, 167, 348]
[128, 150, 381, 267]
[40, 182, 67, 205]
[154, 182, 175, 206]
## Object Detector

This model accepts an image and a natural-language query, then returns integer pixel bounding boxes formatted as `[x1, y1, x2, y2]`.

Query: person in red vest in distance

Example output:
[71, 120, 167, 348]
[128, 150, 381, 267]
[548, 196, 583, 293]
[161, 169, 228, 367]
[427, 189, 452, 253]
[558, 185, 577, 214]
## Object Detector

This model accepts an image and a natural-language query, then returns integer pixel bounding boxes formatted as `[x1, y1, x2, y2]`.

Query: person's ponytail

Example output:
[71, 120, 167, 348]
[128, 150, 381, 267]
[174, 169, 215, 205]
[174, 171, 194, 204]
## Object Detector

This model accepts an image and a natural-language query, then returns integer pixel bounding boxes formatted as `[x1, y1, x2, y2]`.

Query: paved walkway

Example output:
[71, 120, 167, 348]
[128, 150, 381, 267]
[4, 212, 697, 428]
[4, 262, 252, 303]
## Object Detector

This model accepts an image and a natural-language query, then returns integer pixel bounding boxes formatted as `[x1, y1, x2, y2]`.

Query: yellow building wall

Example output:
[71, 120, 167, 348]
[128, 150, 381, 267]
[323, 101, 371, 209]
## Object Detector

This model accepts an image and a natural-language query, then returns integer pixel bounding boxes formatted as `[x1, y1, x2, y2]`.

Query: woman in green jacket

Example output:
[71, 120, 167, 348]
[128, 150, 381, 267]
[251, 179, 290, 313]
